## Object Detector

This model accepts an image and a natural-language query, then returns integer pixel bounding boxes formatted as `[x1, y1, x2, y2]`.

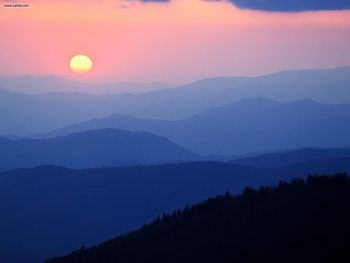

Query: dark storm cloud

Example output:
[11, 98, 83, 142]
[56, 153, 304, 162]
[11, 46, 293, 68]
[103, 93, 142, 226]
[135, 0, 350, 12]
[229, 0, 350, 12]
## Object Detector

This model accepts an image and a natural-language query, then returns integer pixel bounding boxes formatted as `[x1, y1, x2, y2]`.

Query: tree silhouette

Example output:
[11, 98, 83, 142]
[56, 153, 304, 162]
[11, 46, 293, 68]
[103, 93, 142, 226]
[47, 173, 350, 263]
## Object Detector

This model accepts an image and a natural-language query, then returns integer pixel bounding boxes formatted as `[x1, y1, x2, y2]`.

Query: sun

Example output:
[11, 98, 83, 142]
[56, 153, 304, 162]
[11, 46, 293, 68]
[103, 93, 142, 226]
[69, 55, 93, 74]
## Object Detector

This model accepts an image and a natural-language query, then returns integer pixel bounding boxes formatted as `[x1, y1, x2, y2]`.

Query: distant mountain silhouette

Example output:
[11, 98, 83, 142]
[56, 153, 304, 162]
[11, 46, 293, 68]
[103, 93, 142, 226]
[231, 147, 350, 167]
[1, 159, 350, 262]
[0, 75, 174, 95]
[38, 98, 350, 155]
[1, 67, 350, 135]
[0, 129, 198, 171]
[46, 174, 350, 263]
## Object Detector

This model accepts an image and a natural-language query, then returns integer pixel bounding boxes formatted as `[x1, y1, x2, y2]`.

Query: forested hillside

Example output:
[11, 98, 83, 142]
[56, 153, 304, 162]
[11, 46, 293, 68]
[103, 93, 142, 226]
[47, 174, 350, 263]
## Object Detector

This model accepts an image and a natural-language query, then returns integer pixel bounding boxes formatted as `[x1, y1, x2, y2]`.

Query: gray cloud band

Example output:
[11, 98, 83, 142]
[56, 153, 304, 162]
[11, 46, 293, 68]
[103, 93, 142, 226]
[136, 0, 350, 12]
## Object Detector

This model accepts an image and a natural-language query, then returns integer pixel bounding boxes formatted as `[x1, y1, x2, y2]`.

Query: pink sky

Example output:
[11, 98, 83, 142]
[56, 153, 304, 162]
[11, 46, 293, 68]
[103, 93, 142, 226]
[1, 0, 350, 84]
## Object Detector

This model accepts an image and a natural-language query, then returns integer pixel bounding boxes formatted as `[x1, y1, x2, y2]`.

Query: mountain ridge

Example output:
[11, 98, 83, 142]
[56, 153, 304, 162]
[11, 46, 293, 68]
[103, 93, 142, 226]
[1, 67, 350, 135]
[45, 173, 350, 263]
[0, 75, 174, 95]
[35, 98, 350, 155]
[0, 128, 198, 172]
[1, 160, 350, 263]
[231, 147, 350, 167]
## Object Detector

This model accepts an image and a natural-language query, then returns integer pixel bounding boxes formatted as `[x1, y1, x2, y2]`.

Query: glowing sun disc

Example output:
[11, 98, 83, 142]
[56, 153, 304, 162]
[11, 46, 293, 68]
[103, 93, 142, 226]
[69, 55, 93, 74]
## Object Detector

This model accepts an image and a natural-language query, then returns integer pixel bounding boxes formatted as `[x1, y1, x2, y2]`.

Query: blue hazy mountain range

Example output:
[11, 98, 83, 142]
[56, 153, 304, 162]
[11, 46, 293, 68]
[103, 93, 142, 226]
[0, 75, 174, 95]
[1, 125, 350, 171]
[1, 66, 350, 263]
[1, 156, 350, 263]
[35, 98, 350, 156]
[0, 129, 199, 172]
[1, 67, 350, 135]
[231, 148, 350, 167]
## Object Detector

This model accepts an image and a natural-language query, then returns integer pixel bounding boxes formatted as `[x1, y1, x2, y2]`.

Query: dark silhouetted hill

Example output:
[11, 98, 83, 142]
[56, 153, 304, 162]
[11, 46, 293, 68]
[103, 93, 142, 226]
[46, 173, 350, 263]
[0, 129, 198, 171]
[1, 159, 350, 262]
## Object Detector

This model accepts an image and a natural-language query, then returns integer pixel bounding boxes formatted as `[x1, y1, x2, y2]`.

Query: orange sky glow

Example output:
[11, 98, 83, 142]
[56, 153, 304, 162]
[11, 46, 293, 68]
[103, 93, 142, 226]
[1, 0, 350, 83]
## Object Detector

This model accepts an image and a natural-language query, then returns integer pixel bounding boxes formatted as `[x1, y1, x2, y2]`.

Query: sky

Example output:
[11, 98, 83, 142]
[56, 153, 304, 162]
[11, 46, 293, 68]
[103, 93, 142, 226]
[1, 0, 350, 84]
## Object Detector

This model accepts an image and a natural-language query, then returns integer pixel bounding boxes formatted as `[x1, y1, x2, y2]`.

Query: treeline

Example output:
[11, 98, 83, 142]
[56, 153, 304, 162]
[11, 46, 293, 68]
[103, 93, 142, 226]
[47, 173, 350, 263]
